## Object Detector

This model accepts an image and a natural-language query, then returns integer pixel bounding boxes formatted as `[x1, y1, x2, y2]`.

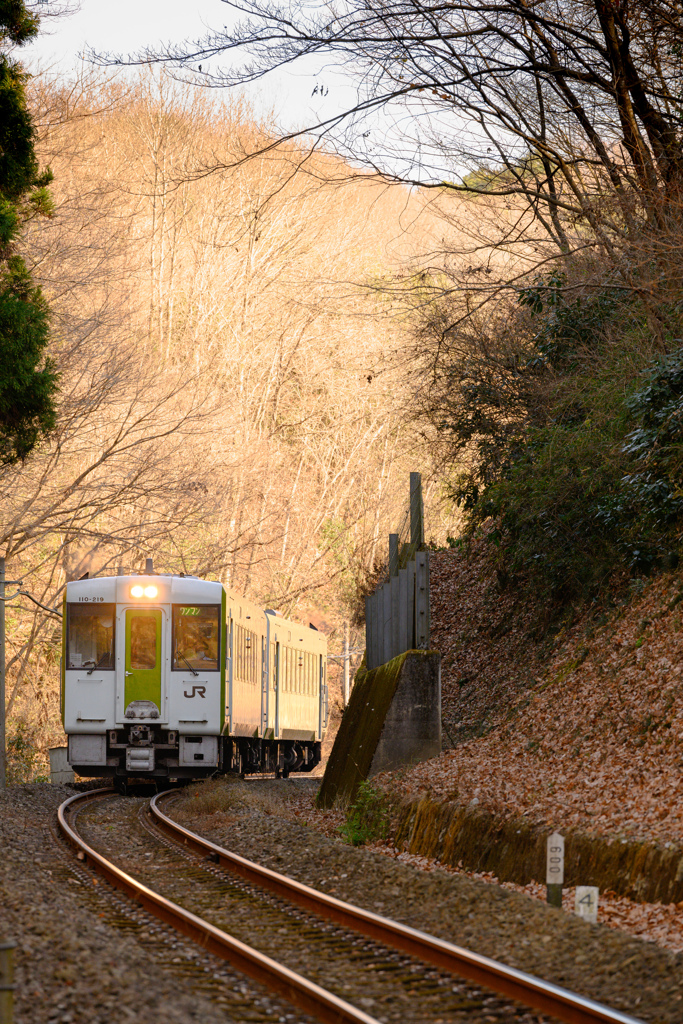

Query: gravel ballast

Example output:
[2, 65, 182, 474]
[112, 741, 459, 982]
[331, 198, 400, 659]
[3, 777, 682, 1024]
[0, 783, 307, 1024]
[172, 776, 683, 1024]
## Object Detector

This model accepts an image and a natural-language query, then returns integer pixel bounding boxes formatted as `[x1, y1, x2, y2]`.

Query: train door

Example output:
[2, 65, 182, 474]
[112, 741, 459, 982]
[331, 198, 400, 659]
[121, 608, 164, 719]
[260, 634, 269, 737]
[318, 653, 327, 740]
[274, 640, 280, 738]
[225, 613, 233, 732]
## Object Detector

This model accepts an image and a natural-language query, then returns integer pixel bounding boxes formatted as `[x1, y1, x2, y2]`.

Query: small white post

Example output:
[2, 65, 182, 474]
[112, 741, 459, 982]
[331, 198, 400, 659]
[575, 886, 599, 923]
[342, 621, 350, 707]
[546, 832, 565, 908]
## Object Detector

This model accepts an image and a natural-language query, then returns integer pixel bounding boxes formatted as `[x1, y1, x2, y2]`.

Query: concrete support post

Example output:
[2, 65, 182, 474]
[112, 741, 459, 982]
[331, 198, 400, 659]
[390, 574, 400, 660]
[371, 591, 380, 670]
[410, 472, 424, 550]
[382, 582, 392, 664]
[389, 533, 399, 577]
[415, 550, 430, 649]
[365, 595, 373, 671]
[398, 567, 409, 654]
[408, 559, 416, 649]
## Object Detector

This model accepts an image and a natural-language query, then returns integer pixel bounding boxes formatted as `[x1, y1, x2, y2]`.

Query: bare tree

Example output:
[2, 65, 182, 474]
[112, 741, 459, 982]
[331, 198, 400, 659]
[4, 69, 450, 761]
[90, 1, 683, 319]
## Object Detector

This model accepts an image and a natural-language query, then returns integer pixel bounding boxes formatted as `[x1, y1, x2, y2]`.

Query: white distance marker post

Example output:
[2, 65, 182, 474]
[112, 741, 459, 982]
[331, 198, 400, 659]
[546, 832, 565, 908]
[575, 885, 599, 923]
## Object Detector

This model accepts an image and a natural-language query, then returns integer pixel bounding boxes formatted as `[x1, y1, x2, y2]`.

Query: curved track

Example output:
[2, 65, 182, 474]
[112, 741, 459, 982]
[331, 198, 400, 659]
[58, 789, 378, 1024]
[58, 789, 645, 1024]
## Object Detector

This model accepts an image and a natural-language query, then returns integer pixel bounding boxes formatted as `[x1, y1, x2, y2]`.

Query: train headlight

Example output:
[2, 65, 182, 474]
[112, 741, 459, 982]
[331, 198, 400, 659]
[144, 585, 158, 598]
[131, 585, 144, 598]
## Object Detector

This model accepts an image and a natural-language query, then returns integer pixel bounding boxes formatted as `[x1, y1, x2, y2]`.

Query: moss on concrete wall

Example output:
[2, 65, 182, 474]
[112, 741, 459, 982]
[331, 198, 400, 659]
[395, 797, 683, 904]
[316, 652, 408, 809]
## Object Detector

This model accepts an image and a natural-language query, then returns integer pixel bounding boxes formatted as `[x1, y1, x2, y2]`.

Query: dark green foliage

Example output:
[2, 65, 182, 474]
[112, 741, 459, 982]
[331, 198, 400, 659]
[0, 257, 54, 462]
[0, 0, 39, 45]
[518, 273, 621, 372]
[6, 720, 48, 783]
[0, 2, 57, 465]
[442, 273, 683, 604]
[339, 781, 392, 846]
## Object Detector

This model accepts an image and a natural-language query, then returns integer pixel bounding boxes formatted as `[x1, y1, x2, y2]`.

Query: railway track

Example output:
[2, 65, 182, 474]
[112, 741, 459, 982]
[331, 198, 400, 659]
[57, 788, 645, 1024]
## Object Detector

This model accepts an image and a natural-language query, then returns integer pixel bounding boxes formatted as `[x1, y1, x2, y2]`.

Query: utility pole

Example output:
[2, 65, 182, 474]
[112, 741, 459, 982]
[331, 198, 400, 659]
[0, 557, 5, 792]
[342, 621, 350, 707]
[0, 558, 23, 792]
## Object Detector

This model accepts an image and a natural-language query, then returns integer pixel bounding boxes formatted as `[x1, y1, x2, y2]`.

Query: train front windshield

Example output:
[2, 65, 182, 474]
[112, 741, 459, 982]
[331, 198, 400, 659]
[67, 603, 116, 669]
[172, 604, 220, 671]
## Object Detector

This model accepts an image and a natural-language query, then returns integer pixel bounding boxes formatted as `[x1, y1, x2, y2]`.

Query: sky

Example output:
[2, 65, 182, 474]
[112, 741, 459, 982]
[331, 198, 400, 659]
[23, 0, 357, 133]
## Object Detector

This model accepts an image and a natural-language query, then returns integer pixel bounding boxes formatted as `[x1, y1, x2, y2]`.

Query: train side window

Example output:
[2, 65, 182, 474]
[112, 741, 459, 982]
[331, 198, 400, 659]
[172, 605, 220, 672]
[66, 603, 116, 670]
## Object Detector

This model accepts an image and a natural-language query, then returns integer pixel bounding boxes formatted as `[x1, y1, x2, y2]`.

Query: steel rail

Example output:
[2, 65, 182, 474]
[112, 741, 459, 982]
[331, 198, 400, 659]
[57, 790, 381, 1024]
[151, 791, 645, 1024]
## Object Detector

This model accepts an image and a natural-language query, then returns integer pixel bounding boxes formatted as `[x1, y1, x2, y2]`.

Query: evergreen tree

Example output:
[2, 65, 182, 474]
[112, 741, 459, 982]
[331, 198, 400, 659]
[0, 0, 57, 465]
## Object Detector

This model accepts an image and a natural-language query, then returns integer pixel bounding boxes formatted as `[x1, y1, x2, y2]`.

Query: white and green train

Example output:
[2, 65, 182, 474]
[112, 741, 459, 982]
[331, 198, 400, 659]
[61, 571, 328, 786]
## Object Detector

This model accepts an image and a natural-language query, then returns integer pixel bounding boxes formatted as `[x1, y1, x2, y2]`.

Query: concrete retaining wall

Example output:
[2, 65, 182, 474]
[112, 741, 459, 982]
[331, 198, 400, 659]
[370, 651, 441, 775]
[395, 796, 683, 904]
[317, 650, 441, 809]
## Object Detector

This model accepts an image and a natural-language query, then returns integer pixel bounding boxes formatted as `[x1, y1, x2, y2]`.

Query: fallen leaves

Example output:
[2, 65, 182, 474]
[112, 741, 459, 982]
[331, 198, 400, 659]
[388, 550, 683, 846]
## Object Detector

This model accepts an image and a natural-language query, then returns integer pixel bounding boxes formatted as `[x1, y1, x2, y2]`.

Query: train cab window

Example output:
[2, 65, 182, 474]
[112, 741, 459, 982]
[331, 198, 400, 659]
[67, 603, 116, 670]
[172, 605, 220, 671]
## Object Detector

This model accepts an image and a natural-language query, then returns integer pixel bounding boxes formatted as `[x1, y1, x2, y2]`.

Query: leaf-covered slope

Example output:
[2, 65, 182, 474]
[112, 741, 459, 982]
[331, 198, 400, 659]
[400, 550, 683, 844]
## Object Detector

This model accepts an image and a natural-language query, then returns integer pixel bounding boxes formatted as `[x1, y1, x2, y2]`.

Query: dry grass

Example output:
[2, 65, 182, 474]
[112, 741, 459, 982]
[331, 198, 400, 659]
[174, 776, 302, 821]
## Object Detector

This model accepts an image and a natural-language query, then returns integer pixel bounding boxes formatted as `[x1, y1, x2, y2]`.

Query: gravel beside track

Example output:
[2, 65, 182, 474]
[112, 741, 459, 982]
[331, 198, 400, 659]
[0, 783, 312, 1024]
[171, 777, 683, 1024]
[76, 794, 551, 1024]
[2, 777, 682, 1024]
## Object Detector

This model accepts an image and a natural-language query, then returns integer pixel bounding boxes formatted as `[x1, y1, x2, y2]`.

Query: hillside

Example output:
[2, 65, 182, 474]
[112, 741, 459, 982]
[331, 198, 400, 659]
[397, 550, 683, 845]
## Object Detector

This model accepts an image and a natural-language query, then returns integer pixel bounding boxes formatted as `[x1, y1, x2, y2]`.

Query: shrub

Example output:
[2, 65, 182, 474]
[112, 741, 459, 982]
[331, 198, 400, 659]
[6, 721, 49, 784]
[425, 268, 683, 606]
[339, 781, 392, 846]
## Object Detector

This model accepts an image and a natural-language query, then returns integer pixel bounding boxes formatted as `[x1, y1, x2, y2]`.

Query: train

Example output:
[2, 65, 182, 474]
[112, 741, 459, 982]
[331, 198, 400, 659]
[61, 568, 328, 787]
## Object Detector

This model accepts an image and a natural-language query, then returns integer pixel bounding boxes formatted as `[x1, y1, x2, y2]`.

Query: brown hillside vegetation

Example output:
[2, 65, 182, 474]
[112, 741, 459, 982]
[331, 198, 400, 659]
[3, 69, 460, 766]
[394, 551, 683, 844]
